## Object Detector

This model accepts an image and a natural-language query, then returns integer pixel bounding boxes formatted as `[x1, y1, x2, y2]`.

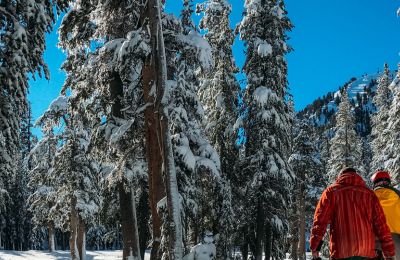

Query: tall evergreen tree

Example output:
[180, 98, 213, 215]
[59, 1, 150, 258]
[385, 66, 400, 182]
[161, 2, 231, 257]
[0, 0, 67, 239]
[29, 99, 67, 252]
[7, 104, 35, 251]
[239, 0, 294, 259]
[327, 88, 363, 183]
[289, 120, 323, 260]
[197, 0, 240, 180]
[371, 63, 392, 172]
[196, 0, 239, 258]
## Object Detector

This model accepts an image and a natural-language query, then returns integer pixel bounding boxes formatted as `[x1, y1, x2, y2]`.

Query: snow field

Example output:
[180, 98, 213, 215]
[0, 250, 150, 260]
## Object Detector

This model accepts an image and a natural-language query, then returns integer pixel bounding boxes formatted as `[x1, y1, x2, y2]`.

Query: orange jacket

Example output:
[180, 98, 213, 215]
[310, 172, 395, 259]
[374, 186, 400, 234]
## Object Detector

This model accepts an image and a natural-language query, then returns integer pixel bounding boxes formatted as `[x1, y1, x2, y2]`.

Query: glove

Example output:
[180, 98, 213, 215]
[312, 251, 320, 260]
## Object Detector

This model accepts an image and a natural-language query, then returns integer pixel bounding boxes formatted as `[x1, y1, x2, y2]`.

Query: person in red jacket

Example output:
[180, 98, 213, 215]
[310, 167, 395, 260]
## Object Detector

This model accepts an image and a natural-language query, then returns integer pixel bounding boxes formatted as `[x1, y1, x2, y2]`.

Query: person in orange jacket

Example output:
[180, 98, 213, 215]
[310, 167, 395, 260]
[371, 171, 400, 258]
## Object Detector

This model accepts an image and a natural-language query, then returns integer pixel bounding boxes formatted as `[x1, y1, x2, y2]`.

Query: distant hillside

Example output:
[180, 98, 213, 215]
[298, 71, 397, 137]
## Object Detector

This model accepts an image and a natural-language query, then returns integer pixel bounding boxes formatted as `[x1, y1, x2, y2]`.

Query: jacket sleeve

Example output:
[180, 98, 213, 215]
[372, 193, 395, 257]
[310, 188, 334, 252]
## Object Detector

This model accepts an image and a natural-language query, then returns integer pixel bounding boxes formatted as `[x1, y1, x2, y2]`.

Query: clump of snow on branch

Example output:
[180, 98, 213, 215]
[256, 39, 273, 57]
[179, 31, 214, 70]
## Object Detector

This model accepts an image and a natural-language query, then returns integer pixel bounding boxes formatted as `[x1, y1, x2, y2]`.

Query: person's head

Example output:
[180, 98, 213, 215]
[340, 167, 358, 175]
[202, 230, 214, 244]
[370, 170, 391, 187]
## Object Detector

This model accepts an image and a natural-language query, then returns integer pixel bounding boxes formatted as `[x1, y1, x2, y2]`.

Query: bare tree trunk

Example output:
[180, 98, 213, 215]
[138, 187, 150, 260]
[142, 37, 165, 260]
[264, 223, 272, 260]
[77, 217, 86, 260]
[70, 197, 79, 260]
[255, 200, 265, 260]
[241, 231, 249, 260]
[48, 222, 55, 252]
[118, 183, 141, 259]
[298, 171, 306, 260]
[110, 73, 141, 260]
[291, 222, 299, 260]
[144, 0, 182, 258]
[142, 3, 166, 260]
[290, 180, 299, 260]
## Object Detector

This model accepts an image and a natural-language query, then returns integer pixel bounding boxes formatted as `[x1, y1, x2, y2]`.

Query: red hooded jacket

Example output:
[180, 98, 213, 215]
[310, 172, 395, 259]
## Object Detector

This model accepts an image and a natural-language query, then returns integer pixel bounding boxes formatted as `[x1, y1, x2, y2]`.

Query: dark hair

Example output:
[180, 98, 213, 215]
[340, 167, 357, 174]
[374, 178, 391, 185]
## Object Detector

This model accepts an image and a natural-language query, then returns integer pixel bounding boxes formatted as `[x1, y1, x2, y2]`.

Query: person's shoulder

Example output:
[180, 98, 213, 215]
[375, 186, 400, 200]
[387, 186, 400, 198]
[321, 185, 338, 198]
[325, 183, 342, 193]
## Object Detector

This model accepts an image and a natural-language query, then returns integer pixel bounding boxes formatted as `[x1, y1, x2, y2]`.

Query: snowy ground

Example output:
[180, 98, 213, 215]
[0, 250, 312, 259]
[0, 250, 151, 260]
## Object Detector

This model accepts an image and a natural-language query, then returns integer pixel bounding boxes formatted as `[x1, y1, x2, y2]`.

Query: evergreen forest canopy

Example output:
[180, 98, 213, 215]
[1, 0, 400, 260]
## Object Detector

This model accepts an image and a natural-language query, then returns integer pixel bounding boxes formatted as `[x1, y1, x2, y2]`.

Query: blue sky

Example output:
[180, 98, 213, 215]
[28, 1, 400, 136]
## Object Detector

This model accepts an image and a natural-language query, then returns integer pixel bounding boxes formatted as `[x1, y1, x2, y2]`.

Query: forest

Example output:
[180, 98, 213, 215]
[1, 0, 400, 260]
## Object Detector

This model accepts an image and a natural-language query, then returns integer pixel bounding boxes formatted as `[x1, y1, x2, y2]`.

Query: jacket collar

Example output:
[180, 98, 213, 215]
[373, 180, 391, 189]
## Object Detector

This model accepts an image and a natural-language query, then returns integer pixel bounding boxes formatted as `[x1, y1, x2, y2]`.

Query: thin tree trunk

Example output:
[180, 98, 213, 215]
[48, 222, 55, 252]
[118, 184, 141, 260]
[255, 200, 265, 260]
[265, 222, 272, 260]
[241, 231, 249, 260]
[291, 224, 299, 260]
[138, 187, 150, 260]
[189, 219, 199, 248]
[298, 171, 306, 260]
[110, 73, 141, 260]
[70, 197, 80, 260]
[290, 180, 299, 260]
[77, 217, 86, 260]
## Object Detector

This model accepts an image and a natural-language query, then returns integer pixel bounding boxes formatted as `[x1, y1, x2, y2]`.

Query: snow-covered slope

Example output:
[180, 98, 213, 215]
[298, 71, 397, 136]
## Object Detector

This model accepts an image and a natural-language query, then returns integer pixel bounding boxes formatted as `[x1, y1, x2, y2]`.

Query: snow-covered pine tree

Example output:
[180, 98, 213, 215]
[289, 119, 323, 260]
[361, 137, 373, 182]
[162, 4, 218, 257]
[51, 104, 100, 260]
[7, 104, 35, 251]
[196, 0, 240, 180]
[0, 0, 67, 240]
[239, 0, 294, 259]
[327, 87, 363, 183]
[59, 1, 150, 258]
[371, 63, 393, 172]
[164, 2, 239, 259]
[196, 0, 239, 257]
[182, 0, 196, 34]
[385, 66, 400, 182]
[29, 103, 63, 252]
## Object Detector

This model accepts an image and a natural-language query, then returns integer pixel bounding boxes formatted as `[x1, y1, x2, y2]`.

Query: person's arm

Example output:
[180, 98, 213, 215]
[372, 193, 395, 258]
[310, 189, 333, 256]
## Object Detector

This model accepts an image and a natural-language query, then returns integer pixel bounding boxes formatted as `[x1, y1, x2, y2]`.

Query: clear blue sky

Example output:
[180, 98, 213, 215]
[28, 1, 400, 136]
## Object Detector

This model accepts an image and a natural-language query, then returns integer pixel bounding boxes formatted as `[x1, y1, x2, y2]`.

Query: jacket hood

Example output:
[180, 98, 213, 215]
[336, 172, 366, 187]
